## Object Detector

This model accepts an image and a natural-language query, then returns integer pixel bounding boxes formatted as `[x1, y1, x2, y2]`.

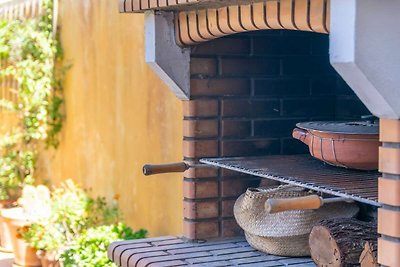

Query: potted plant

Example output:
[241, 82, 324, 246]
[23, 180, 133, 267]
[0, 147, 36, 253]
[1, 185, 51, 267]
[60, 223, 147, 267]
[0, 198, 16, 253]
[23, 180, 93, 266]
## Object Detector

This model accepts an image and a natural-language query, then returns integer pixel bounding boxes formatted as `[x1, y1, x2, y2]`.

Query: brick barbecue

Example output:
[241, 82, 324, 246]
[183, 30, 367, 240]
[111, 0, 400, 266]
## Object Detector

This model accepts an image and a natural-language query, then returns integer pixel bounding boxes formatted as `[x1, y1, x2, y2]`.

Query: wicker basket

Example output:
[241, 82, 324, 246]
[245, 232, 310, 257]
[234, 185, 359, 256]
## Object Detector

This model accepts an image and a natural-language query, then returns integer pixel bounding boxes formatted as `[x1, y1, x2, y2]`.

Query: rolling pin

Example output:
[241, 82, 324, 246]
[265, 195, 352, 213]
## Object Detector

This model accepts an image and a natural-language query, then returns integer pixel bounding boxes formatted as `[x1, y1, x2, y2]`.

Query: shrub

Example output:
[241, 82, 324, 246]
[0, 0, 65, 201]
[60, 223, 147, 267]
[23, 180, 122, 257]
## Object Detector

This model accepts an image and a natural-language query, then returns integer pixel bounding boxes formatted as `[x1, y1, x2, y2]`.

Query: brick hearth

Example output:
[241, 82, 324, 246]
[108, 236, 316, 267]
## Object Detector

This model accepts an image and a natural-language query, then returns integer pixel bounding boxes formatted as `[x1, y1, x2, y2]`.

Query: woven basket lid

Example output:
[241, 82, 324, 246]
[234, 185, 359, 237]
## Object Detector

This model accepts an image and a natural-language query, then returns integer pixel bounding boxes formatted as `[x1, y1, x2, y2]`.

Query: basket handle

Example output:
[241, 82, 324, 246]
[265, 195, 323, 213]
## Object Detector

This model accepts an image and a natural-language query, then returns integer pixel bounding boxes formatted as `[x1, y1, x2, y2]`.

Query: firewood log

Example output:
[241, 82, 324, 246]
[309, 218, 377, 267]
[359, 241, 378, 267]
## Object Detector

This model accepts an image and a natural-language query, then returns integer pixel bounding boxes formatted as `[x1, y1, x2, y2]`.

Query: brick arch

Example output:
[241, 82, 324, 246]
[176, 0, 330, 46]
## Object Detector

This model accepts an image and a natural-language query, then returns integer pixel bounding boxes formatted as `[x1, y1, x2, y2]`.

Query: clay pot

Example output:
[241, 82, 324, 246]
[293, 127, 379, 170]
[1, 208, 41, 267]
[37, 251, 60, 267]
[0, 211, 14, 253]
[0, 200, 16, 253]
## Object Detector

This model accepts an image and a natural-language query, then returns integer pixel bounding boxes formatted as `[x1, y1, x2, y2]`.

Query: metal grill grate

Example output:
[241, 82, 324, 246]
[201, 154, 379, 207]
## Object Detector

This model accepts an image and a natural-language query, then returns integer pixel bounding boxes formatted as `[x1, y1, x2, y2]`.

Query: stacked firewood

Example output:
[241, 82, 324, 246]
[309, 218, 378, 267]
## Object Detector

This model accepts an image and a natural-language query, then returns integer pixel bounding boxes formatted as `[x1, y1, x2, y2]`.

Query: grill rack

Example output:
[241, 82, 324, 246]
[200, 154, 380, 207]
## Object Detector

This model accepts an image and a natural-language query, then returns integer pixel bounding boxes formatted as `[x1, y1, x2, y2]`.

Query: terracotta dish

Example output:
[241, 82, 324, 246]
[293, 121, 380, 170]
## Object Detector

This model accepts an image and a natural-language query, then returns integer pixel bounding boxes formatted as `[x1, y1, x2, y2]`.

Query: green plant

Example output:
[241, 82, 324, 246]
[60, 223, 147, 267]
[0, 0, 65, 200]
[23, 180, 122, 256]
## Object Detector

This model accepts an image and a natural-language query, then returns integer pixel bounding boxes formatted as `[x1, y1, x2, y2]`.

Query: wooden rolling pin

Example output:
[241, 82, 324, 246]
[143, 162, 210, 176]
[265, 195, 352, 213]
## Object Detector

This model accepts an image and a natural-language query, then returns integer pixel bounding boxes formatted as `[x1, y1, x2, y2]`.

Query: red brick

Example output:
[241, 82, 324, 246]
[378, 177, 400, 206]
[281, 138, 309, 154]
[379, 147, 400, 175]
[221, 200, 236, 217]
[184, 166, 218, 178]
[311, 77, 336, 95]
[380, 119, 400, 143]
[378, 208, 400, 238]
[253, 119, 300, 138]
[378, 238, 400, 267]
[191, 37, 251, 55]
[254, 78, 310, 97]
[221, 179, 259, 198]
[183, 220, 219, 240]
[191, 79, 250, 97]
[124, 251, 168, 267]
[183, 119, 218, 138]
[221, 99, 280, 118]
[221, 139, 281, 157]
[282, 56, 334, 75]
[253, 35, 311, 55]
[310, 34, 329, 55]
[221, 120, 251, 138]
[184, 201, 219, 219]
[183, 180, 219, 199]
[221, 219, 243, 237]
[335, 97, 369, 118]
[183, 140, 219, 158]
[190, 58, 217, 76]
[220, 58, 280, 76]
[147, 260, 187, 267]
[183, 100, 218, 117]
[281, 97, 335, 117]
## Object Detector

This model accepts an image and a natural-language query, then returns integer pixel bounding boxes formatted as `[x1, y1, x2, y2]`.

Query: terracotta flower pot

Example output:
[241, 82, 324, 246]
[37, 251, 60, 267]
[0, 200, 17, 253]
[1, 208, 41, 267]
[0, 211, 14, 253]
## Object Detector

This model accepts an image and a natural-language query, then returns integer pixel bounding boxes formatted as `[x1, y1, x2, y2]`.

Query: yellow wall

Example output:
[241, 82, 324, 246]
[38, 0, 183, 236]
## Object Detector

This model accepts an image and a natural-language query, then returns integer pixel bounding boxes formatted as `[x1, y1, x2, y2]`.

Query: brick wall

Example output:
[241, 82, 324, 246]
[183, 30, 368, 240]
[378, 119, 400, 266]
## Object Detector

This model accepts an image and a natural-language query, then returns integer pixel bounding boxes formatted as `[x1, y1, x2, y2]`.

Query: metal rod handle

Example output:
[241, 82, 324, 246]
[143, 162, 189, 176]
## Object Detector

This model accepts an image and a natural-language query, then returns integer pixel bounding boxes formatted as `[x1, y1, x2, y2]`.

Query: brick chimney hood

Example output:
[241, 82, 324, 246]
[121, 0, 331, 100]
[120, 0, 400, 120]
